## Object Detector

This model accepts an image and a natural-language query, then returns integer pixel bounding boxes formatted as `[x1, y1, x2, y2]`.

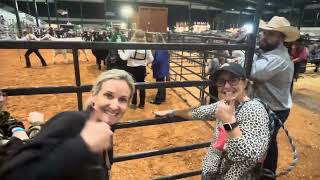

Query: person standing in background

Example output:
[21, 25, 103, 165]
[21, 29, 47, 68]
[151, 33, 170, 105]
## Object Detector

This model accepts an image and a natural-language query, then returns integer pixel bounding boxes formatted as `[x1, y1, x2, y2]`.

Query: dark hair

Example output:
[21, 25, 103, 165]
[113, 27, 120, 33]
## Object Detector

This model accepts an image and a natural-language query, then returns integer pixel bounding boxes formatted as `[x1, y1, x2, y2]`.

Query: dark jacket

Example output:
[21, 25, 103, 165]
[152, 50, 170, 78]
[0, 111, 108, 180]
[109, 32, 127, 42]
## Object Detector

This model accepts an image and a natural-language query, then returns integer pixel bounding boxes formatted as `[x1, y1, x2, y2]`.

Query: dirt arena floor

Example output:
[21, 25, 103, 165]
[0, 49, 319, 180]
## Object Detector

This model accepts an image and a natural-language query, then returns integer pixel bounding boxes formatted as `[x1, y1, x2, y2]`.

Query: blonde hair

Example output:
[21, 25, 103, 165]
[154, 32, 166, 43]
[130, 29, 146, 42]
[87, 69, 135, 107]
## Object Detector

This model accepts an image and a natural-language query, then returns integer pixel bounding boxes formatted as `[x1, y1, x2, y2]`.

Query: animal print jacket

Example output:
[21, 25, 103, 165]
[191, 99, 271, 180]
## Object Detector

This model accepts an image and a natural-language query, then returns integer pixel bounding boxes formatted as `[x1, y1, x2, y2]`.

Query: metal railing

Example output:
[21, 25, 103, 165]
[0, 40, 250, 179]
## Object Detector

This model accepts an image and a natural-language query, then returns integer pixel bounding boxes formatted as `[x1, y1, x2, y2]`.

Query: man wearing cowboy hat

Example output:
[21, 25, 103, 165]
[249, 16, 300, 179]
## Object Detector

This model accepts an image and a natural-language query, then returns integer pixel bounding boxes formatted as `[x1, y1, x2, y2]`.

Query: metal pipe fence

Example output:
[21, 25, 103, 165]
[0, 40, 250, 179]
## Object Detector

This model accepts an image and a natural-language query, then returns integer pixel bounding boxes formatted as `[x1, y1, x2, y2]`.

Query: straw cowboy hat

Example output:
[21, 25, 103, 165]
[259, 16, 300, 42]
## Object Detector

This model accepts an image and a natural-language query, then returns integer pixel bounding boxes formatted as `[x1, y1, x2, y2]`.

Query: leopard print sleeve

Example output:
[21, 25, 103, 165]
[191, 103, 218, 120]
[226, 99, 270, 163]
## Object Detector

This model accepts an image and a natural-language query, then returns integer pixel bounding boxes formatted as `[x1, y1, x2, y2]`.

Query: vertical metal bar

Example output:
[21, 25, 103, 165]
[188, 1, 192, 31]
[26, 0, 31, 15]
[315, 12, 320, 27]
[104, 0, 107, 27]
[80, 0, 83, 29]
[46, 0, 51, 26]
[237, 10, 243, 28]
[14, 0, 22, 38]
[33, 0, 39, 27]
[167, 32, 171, 42]
[206, 7, 210, 30]
[54, 0, 59, 30]
[72, 49, 83, 111]
[298, 6, 305, 29]
[244, 0, 265, 77]
[200, 51, 208, 105]
[180, 51, 184, 81]
[289, 0, 295, 23]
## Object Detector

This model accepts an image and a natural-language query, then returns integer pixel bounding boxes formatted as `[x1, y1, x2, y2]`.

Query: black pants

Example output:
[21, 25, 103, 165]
[261, 109, 290, 180]
[127, 66, 146, 106]
[154, 77, 166, 103]
[315, 62, 319, 72]
[25, 49, 47, 67]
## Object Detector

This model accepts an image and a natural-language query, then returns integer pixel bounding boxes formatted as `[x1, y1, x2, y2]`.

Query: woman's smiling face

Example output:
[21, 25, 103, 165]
[216, 71, 247, 101]
[91, 79, 131, 125]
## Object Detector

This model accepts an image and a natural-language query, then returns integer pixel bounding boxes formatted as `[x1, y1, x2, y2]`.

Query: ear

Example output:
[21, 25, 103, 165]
[89, 93, 96, 107]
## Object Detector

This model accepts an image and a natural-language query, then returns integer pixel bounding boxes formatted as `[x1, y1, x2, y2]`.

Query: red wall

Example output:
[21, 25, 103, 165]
[136, 6, 168, 33]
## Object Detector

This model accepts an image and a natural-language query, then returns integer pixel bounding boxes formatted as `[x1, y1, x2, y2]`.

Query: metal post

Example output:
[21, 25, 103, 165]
[33, 0, 39, 27]
[289, 0, 295, 23]
[80, 0, 83, 29]
[237, 10, 243, 28]
[54, 0, 59, 30]
[180, 51, 184, 81]
[315, 12, 320, 27]
[46, 0, 51, 26]
[26, 0, 31, 15]
[14, 0, 22, 38]
[244, 0, 265, 77]
[206, 7, 210, 30]
[200, 51, 208, 105]
[188, 1, 192, 31]
[104, 0, 107, 26]
[72, 49, 83, 111]
[298, 6, 305, 29]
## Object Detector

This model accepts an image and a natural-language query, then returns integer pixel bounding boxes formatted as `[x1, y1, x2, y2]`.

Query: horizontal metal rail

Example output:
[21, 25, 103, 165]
[0, 41, 250, 51]
[153, 170, 202, 180]
[113, 116, 188, 129]
[170, 61, 203, 79]
[171, 52, 205, 65]
[169, 70, 202, 102]
[113, 141, 211, 163]
[171, 65, 200, 68]
[1, 80, 211, 96]
[0, 85, 91, 96]
[173, 33, 231, 42]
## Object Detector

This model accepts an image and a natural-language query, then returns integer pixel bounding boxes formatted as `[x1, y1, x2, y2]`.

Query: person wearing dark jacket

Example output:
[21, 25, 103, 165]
[0, 90, 43, 169]
[0, 69, 135, 180]
[151, 33, 170, 105]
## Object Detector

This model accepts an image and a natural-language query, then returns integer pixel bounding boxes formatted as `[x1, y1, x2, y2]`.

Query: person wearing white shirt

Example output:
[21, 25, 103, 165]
[118, 30, 154, 109]
[21, 30, 47, 68]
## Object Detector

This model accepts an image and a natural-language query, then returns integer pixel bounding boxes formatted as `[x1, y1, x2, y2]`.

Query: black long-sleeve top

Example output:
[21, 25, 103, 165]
[0, 111, 108, 180]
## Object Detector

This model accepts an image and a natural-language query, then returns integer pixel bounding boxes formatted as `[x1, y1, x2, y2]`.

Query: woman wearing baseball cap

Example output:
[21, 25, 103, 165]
[154, 63, 271, 179]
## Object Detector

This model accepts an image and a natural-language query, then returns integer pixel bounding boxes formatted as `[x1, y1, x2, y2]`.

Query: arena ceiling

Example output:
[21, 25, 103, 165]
[12, 0, 320, 11]
[3, 0, 320, 27]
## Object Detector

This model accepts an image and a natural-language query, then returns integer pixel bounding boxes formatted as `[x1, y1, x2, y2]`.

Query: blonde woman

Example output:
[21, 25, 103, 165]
[118, 29, 154, 109]
[0, 69, 135, 180]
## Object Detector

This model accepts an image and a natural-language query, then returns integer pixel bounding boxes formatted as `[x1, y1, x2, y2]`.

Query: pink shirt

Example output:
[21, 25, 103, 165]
[291, 45, 308, 61]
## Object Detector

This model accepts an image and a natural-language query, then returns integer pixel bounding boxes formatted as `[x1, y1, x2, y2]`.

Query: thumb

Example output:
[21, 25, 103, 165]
[229, 99, 236, 108]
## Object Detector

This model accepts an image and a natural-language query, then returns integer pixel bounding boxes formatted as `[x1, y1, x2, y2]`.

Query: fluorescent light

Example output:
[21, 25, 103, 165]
[242, 23, 254, 34]
[120, 5, 134, 18]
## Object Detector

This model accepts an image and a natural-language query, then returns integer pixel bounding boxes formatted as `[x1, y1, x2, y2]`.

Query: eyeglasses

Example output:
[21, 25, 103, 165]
[215, 77, 242, 87]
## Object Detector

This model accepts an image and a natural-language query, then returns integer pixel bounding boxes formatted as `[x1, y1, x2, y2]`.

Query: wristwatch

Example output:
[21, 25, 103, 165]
[223, 121, 239, 131]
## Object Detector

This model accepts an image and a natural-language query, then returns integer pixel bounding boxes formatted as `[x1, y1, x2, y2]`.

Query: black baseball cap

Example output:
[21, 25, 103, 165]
[213, 63, 246, 80]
